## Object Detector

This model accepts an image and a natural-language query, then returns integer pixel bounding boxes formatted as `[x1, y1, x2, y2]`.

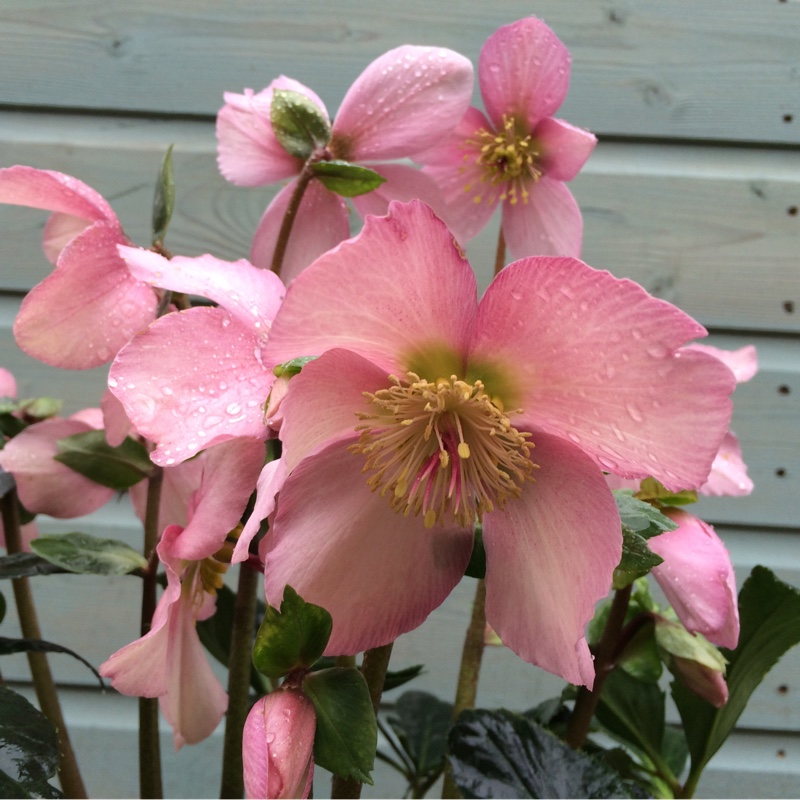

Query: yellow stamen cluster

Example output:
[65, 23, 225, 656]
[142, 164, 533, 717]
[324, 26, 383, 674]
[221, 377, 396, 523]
[351, 373, 535, 528]
[464, 115, 542, 205]
[180, 524, 241, 610]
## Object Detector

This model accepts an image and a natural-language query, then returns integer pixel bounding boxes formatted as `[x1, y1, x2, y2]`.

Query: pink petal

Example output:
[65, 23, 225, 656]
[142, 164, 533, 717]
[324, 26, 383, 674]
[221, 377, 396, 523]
[278, 348, 389, 473]
[109, 306, 274, 466]
[649, 510, 739, 649]
[14, 222, 158, 369]
[0, 517, 39, 553]
[0, 418, 115, 517]
[535, 118, 597, 181]
[671, 654, 729, 708]
[216, 76, 327, 186]
[501, 176, 583, 258]
[264, 440, 473, 655]
[118, 247, 285, 333]
[479, 17, 571, 131]
[701, 431, 753, 497]
[685, 343, 758, 384]
[332, 46, 473, 161]
[100, 387, 131, 447]
[469, 257, 736, 491]
[69, 407, 104, 429]
[243, 690, 316, 800]
[249, 179, 350, 284]
[234, 457, 286, 563]
[0, 367, 16, 398]
[482, 430, 621, 687]
[265, 200, 477, 375]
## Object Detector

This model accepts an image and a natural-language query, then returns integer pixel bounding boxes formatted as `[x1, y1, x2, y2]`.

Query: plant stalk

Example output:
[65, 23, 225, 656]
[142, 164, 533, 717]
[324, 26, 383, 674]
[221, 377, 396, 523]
[270, 166, 316, 277]
[493, 226, 506, 276]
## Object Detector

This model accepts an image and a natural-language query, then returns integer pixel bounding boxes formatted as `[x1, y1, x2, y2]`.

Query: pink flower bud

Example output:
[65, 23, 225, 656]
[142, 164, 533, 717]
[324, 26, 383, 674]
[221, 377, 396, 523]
[671, 655, 729, 708]
[243, 689, 316, 799]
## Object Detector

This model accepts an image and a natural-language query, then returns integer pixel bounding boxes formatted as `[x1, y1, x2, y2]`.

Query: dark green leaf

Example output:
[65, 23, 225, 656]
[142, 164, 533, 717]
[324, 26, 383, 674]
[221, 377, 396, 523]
[311, 160, 386, 197]
[0, 553, 64, 580]
[613, 491, 679, 539]
[613, 530, 663, 589]
[271, 89, 331, 159]
[0, 413, 27, 439]
[0, 591, 5, 625]
[303, 667, 376, 784]
[386, 691, 453, 776]
[272, 356, 319, 378]
[152, 144, 175, 245]
[448, 709, 641, 798]
[252, 585, 332, 679]
[382, 664, 425, 693]
[54, 430, 153, 490]
[0, 685, 62, 798]
[0, 637, 104, 688]
[464, 524, 486, 580]
[30, 532, 148, 576]
[674, 566, 800, 780]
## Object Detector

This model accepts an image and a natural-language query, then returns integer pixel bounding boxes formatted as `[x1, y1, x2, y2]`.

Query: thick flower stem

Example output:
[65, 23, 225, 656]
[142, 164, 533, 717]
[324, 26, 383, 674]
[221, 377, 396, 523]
[441, 578, 487, 799]
[0, 487, 87, 799]
[139, 466, 164, 799]
[564, 584, 632, 750]
[270, 166, 316, 278]
[493, 227, 506, 277]
[219, 561, 260, 799]
[331, 642, 395, 800]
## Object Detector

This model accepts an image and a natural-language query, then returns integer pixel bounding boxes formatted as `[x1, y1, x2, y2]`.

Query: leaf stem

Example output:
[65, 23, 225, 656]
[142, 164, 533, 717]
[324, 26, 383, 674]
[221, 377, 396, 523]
[270, 166, 316, 278]
[493, 226, 506, 277]
[1, 486, 87, 798]
[441, 578, 487, 799]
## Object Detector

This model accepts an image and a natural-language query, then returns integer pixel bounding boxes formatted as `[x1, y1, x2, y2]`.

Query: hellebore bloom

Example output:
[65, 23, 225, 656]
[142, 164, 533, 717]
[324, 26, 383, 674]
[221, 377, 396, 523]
[109, 250, 285, 466]
[99, 524, 229, 749]
[0, 167, 158, 368]
[257, 200, 735, 686]
[243, 689, 316, 799]
[216, 46, 473, 280]
[649, 509, 739, 649]
[417, 17, 596, 259]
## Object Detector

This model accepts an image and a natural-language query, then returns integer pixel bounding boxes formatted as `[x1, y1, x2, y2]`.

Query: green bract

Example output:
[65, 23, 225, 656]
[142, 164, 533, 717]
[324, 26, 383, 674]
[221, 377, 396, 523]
[311, 160, 386, 197]
[270, 89, 331, 159]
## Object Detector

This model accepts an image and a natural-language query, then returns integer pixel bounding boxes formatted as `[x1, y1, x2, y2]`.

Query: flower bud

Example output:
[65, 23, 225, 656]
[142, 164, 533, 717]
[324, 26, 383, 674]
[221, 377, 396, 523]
[243, 688, 316, 799]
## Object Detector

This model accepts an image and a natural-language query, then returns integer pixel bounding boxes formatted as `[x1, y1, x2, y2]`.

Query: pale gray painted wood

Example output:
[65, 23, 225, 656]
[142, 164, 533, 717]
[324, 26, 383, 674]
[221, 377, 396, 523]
[1, 2, 799, 144]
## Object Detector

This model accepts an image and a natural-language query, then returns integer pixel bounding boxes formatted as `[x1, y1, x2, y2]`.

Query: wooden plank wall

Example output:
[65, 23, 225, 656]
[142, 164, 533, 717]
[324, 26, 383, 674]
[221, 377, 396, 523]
[0, 2, 798, 797]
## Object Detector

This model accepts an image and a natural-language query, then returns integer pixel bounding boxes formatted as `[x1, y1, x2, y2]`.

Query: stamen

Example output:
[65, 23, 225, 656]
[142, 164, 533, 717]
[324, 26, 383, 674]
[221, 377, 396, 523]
[350, 373, 536, 528]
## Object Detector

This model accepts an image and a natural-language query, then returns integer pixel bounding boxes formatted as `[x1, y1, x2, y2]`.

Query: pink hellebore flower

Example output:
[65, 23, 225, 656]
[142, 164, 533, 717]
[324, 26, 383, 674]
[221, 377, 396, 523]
[417, 17, 596, 259]
[0, 167, 158, 368]
[99, 524, 229, 750]
[649, 509, 739, 650]
[243, 688, 316, 800]
[257, 200, 735, 686]
[109, 250, 285, 467]
[216, 47, 474, 281]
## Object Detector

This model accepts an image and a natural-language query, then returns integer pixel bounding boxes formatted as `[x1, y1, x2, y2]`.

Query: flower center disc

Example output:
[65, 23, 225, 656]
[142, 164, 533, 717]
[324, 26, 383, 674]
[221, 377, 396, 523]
[351, 372, 535, 528]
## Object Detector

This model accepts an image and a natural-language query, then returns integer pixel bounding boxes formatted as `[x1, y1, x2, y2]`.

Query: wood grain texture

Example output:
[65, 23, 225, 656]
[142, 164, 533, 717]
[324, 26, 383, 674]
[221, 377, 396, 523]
[1, 1, 799, 143]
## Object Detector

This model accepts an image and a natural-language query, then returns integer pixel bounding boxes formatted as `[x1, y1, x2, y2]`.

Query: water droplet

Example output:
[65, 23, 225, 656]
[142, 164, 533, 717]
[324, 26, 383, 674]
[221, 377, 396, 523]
[631, 328, 643, 340]
[160, 386, 173, 396]
[568, 432, 581, 444]
[108, 377, 118, 388]
[510, 290, 523, 301]
[626, 402, 644, 422]
[226, 402, 242, 416]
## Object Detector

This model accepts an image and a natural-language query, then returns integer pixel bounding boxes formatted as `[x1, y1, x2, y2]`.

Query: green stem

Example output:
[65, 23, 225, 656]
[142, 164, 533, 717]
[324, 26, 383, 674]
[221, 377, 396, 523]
[139, 466, 164, 799]
[270, 166, 316, 277]
[330, 643, 394, 800]
[564, 584, 633, 750]
[219, 561, 260, 798]
[1, 487, 88, 798]
[493, 226, 506, 277]
[441, 578, 487, 799]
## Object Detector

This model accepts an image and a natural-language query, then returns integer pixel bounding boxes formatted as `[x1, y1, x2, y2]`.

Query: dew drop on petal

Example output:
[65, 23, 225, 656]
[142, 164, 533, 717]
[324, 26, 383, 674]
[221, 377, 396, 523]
[626, 402, 644, 422]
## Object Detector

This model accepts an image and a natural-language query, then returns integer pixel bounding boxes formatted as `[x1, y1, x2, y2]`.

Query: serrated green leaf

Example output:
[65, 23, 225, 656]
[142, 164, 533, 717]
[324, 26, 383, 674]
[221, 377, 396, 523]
[448, 709, 641, 798]
[386, 691, 452, 777]
[674, 566, 800, 785]
[311, 160, 386, 197]
[252, 585, 332, 680]
[613, 490, 679, 539]
[613, 530, 663, 589]
[30, 532, 147, 576]
[303, 667, 376, 784]
[0, 553, 64, 580]
[152, 144, 175, 245]
[0, 685, 62, 798]
[272, 356, 319, 378]
[271, 90, 331, 159]
[54, 430, 153, 490]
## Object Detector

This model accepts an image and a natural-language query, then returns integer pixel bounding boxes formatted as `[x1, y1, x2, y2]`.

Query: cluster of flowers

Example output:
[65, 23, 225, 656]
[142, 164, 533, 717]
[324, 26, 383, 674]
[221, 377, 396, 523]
[0, 17, 753, 798]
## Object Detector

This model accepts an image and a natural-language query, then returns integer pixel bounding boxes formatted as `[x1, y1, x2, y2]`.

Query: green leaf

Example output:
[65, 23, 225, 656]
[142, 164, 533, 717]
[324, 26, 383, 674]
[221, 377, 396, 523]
[382, 664, 425, 693]
[16, 397, 62, 421]
[613, 530, 663, 589]
[0, 685, 62, 798]
[448, 709, 641, 798]
[54, 430, 153, 490]
[0, 636, 104, 688]
[386, 691, 453, 777]
[0, 412, 27, 439]
[613, 490, 679, 539]
[636, 477, 698, 507]
[252, 585, 332, 680]
[673, 566, 800, 782]
[30, 532, 148, 576]
[463, 524, 485, 579]
[270, 89, 331, 159]
[311, 160, 386, 197]
[0, 553, 64, 580]
[303, 667, 376, 784]
[272, 356, 319, 378]
[0, 591, 5, 625]
[152, 144, 175, 245]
